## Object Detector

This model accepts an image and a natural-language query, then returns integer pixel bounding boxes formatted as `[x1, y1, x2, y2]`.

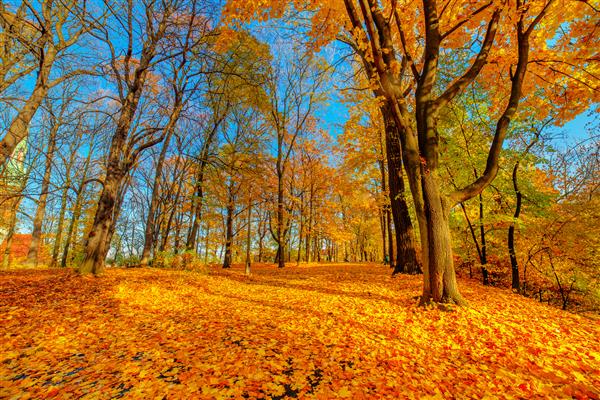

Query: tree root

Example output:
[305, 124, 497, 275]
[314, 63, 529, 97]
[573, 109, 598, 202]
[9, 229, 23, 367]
[417, 295, 469, 310]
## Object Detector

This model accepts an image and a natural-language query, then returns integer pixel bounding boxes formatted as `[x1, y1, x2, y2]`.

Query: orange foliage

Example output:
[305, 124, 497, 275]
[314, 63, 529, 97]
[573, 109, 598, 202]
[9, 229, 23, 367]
[1, 265, 599, 399]
[223, 0, 599, 125]
[0, 234, 50, 264]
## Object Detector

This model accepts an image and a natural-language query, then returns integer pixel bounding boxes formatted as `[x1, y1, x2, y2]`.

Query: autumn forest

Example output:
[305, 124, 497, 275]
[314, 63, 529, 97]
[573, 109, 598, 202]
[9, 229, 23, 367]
[1, 0, 599, 398]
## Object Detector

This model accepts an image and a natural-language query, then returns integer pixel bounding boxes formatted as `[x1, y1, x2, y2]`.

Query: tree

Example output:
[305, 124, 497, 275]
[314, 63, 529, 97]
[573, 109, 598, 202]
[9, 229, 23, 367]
[224, 0, 599, 304]
[218, 106, 266, 268]
[185, 30, 269, 252]
[79, 0, 208, 274]
[138, 14, 215, 266]
[26, 84, 79, 266]
[265, 47, 327, 268]
[507, 124, 545, 291]
[0, 0, 88, 168]
[521, 131, 600, 310]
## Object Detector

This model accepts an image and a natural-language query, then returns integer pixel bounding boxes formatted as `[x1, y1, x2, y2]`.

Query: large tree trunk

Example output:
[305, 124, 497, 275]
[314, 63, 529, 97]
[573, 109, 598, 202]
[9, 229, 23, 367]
[79, 90, 139, 275]
[79, 167, 126, 274]
[420, 171, 465, 305]
[78, 70, 149, 274]
[79, 102, 139, 275]
[106, 179, 128, 259]
[0, 47, 56, 168]
[383, 106, 420, 275]
[393, 112, 430, 292]
[415, 42, 465, 304]
[78, 4, 174, 274]
[26, 115, 59, 266]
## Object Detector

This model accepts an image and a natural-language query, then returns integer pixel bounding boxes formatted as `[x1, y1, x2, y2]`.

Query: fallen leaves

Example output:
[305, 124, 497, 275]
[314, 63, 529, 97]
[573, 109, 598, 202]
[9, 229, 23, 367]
[1, 264, 599, 399]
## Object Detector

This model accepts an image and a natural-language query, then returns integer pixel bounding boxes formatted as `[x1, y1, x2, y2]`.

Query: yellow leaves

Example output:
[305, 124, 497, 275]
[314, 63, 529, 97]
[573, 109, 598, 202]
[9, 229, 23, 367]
[389, 60, 401, 76]
[213, 26, 240, 53]
[2, 265, 600, 399]
[337, 386, 352, 397]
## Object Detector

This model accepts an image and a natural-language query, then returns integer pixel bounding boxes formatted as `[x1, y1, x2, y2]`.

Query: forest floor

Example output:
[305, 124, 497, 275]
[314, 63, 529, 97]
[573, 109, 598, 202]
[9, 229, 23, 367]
[1, 263, 599, 399]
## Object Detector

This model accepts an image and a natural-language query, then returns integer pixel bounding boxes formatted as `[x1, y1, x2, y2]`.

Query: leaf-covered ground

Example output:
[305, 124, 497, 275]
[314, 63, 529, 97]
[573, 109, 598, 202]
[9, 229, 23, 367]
[1, 264, 599, 399]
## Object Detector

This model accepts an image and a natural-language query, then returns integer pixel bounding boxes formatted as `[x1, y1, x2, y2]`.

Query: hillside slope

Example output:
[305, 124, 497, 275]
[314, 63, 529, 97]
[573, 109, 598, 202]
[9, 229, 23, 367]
[1, 264, 599, 399]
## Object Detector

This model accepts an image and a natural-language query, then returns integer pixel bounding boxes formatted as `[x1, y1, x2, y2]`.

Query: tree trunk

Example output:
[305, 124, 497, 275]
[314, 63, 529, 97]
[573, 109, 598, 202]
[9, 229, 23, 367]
[159, 172, 185, 253]
[222, 187, 234, 269]
[479, 193, 489, 285]
[420, 171, 465, 305]
[382, 105, 420, 275]
[106, 181, 128, 259]
[174, 210, 184, 255]
[316, 236, 322, 262]
[377, 154, 390, 265]
[245, 198, 252, 275]
[140, 119, 178, 266]
[276, 166, 285, 268]
[508, 162, 522, 292]
[50, 187, 68, 268]
[297, 199, 304, 264]
[459, 202, 483, 279]
[2, 204, 19, 269]
[203, 221, 211, 264]
[416, 76, 465, 304]
[257, 213, 264, 262]
[26, 115, 59, 266]
[395, 118, 429, 288]
[306, 184, 313, 263]
[59, 129, 94, 268]
[0, 47, 56, 168]
[79, 167, 125, 274]
[61, 183, 85, 269]
[508, 128, 540, 292]
[379, 208, 387, 263]
[187, 123, 221, 251]
[79, 101, 142, 274]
